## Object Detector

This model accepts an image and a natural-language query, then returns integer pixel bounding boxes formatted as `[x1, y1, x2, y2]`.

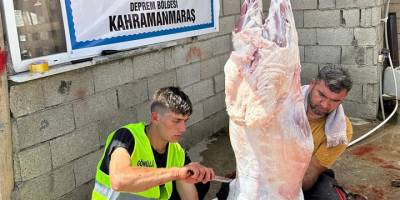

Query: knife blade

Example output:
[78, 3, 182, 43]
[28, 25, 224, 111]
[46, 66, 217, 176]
[213, 175, 233, 183]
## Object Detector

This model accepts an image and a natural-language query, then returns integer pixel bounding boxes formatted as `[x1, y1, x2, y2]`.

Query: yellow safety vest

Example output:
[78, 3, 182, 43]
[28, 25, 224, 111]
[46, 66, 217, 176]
[92, 122, 185, 200]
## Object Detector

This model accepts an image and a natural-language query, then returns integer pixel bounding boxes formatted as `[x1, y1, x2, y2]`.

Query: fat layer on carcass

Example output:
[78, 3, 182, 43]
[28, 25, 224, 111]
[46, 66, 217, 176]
[224, 0, 314, 199]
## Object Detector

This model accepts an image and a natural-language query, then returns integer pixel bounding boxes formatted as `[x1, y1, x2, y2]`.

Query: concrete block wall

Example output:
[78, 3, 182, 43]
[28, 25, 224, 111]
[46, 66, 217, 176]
[296, 0, 385, 119]
[7, 1, 243, 198]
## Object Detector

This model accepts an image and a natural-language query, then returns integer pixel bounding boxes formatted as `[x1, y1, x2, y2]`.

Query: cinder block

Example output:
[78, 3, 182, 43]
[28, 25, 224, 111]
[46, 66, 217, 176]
[118, 81, 148, 109]
[342, 101, 378, 119]
[13, 153, 22, 182]
[336, 0, 376, 8]
[223, 0, 240, 15]
[135, 101, 151, 123]
[93, 59, 134, 92]
[178, 128, 192, 150]
[201, 57, 221, 79]
[214, 73, 225, 93]
[317, 28, 354, 45]
[203, 92, 226, 118]
[51, 164, 76, 198]
[212, 35, 232, 56]
[10, 80, 45, 117]
[98, 108, 136, 145]
[177, 63, 201, 87]
[304, 10, 341, 27]
[165, 48, 178, 70]
[218, 15, 235, 35]
[73, 150, 103, 186]
[366, 47, 375, 65]
[341, 46, 366, 65]
[319, 0, 335, 9]
[13, 165, 75, 200]
[371, 6, 382, 26]
[183, 117, 214, 148]
[305, 46, 341, 63]
[364, 83, 379, 103]
[185, 44, 206, 64]
[198, 40, 214, 60]
[73, 90, 118, 127]
[292, 0, 318, 10]
[59, 181, 94, 200]
[218, 53, 230, 72]
[186, 103, 204, 127]
[50, 124, 100, 168]
[342, 9, 360, 27]
[346, 84, 363, 103]
[16, 105, 75, 149]
[183, 79, 215, 104]
[360, 8, 372, 27]
[133, 51, 165, 79]
[300, 63, 319, 85]
[299, 46, 305, 63]
[354, 28, 377, 45]
[341, 65, 379, 84]
[293, 10, 304, 27]
[13, 173, 51, 200]
[297, 28, 317, 45]
[197, 32, 218, 41]
[18, 143, 51, 181]
[147, 70, 177, 97]
[43, 69, 94, 107]
[167, 44, 201, 68]
[213, 110, 229, 132]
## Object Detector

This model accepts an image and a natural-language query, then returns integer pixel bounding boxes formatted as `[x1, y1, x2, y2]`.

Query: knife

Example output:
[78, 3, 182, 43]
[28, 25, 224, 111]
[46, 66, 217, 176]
[187, 170, 233, 183]
[213, 175, 233, 183]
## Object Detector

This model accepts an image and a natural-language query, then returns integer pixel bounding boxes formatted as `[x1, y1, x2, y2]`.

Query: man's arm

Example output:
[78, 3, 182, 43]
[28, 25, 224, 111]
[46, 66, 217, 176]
[109, 147, 214, 193]
[302, 157, 327, 191]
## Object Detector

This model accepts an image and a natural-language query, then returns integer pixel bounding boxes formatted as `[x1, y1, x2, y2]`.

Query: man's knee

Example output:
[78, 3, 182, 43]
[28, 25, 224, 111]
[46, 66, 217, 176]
[304, 170, 341, 200]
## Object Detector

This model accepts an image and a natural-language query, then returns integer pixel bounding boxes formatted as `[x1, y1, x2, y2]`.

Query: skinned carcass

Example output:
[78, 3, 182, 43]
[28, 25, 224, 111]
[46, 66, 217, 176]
[224, 0, 314, 199]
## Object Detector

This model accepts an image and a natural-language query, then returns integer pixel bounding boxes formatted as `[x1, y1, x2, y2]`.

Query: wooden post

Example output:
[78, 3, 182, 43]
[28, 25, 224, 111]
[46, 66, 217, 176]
[0, 13, 14, 200]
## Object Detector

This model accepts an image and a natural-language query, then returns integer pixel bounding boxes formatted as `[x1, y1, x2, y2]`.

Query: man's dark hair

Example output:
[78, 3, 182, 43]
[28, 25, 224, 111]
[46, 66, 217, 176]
[151, 87, 193, 116]
[316, 65, 353, 93]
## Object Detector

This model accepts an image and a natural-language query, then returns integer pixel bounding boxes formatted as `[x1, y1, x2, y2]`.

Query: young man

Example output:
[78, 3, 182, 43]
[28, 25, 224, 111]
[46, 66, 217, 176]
[92, 87, 215, 200]
[302, 65, 355, 200]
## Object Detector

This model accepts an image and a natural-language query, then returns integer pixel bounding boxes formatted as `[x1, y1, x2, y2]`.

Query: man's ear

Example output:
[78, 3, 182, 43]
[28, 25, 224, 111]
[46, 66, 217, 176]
[309, 79, 316, 87]
[150, 112, 159, 123]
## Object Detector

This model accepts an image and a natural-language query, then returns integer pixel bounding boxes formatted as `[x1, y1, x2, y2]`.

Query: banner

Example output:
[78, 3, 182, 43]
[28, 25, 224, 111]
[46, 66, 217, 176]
[62, 0, 219, 58]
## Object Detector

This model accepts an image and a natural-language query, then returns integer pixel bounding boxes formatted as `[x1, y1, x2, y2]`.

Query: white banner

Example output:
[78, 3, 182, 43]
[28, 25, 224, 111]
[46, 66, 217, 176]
[62, 0, 219, 57]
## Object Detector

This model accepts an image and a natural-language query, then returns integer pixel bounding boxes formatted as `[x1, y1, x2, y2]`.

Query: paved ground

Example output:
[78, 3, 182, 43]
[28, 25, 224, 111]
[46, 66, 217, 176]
[189, 116, 400, 200]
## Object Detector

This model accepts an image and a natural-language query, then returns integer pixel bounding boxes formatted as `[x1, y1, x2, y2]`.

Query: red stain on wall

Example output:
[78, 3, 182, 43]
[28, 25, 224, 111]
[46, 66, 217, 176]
[75, 88, 88, 99]
[186, 47, 202, 63]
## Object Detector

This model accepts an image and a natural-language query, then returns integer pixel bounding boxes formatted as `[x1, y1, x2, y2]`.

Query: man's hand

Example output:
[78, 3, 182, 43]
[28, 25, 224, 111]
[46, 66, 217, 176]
[177, 162, 215, 184]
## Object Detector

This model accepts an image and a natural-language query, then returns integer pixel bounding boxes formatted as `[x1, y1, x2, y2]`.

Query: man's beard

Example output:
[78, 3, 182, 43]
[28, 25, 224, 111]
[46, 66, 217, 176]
[308, 95, 329, 117]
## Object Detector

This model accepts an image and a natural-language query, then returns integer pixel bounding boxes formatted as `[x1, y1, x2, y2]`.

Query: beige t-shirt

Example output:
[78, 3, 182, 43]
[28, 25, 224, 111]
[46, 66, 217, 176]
[309, 117, 353, 168]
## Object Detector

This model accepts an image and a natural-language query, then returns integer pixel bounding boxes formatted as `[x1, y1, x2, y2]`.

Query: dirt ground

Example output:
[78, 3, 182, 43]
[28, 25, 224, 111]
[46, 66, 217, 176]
[188, 115, 400, 200]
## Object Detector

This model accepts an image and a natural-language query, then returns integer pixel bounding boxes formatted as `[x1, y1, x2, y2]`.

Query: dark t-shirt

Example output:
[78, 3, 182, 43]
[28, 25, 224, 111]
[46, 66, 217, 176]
[100, 127, 190, 175]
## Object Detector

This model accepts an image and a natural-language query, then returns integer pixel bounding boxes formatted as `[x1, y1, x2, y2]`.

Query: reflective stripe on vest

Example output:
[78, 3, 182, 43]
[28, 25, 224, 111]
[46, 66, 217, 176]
[93, 182, 155, 200]
[92, 122, 185, 200]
